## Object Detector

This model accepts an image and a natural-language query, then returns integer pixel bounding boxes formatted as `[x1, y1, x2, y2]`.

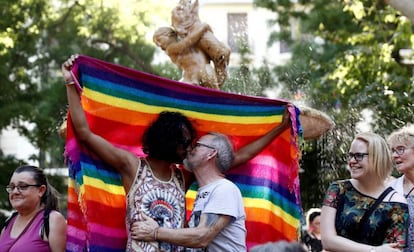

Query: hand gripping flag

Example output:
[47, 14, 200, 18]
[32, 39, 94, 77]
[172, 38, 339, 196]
[65, 55, 302, 251]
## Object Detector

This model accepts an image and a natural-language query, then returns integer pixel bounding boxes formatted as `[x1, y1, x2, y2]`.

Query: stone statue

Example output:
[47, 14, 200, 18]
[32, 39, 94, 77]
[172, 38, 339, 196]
[153, 0, 231, 89]
[153, 23, 220, 89]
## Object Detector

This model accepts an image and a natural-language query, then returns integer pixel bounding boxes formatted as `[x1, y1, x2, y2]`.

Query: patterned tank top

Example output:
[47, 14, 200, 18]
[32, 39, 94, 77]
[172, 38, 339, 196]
[126, 158, 186, 252]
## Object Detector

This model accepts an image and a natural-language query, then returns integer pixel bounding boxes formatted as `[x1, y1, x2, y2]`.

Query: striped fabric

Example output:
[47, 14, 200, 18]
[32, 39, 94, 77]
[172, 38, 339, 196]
[65, 55, 302, 251]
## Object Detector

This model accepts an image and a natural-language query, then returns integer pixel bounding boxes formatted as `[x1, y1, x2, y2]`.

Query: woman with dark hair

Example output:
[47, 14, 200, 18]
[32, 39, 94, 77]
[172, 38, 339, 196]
[0, 165, 66, 251]
[62, 55, 291, 251]
[302, 208, 323, 252]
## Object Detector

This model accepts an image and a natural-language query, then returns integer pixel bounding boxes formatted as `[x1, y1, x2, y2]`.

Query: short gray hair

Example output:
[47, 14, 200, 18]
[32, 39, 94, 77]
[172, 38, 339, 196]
[208, 132, 234, 173]
[387, 124, 414, 147]
[250, 241, 306, 252]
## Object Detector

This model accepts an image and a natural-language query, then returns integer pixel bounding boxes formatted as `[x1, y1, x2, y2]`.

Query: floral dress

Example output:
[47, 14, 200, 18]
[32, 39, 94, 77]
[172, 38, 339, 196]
[405, 195, 414, 252]
[389, 175, 414, 252]
[323, 180, 409, 248]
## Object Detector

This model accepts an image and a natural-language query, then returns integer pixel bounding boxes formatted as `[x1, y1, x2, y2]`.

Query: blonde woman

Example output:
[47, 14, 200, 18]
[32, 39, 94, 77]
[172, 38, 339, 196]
[387, 125, 414, 252]
[321, 132, 409, 252]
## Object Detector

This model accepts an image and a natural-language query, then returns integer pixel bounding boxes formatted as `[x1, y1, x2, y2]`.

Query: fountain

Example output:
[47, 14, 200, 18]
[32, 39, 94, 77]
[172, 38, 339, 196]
[152, 0, 334, 140]
[153, 0, 230, 89]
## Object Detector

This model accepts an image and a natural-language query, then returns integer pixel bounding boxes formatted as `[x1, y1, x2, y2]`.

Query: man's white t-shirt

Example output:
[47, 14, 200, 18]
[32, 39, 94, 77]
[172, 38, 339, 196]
[187, 178, 247, 252]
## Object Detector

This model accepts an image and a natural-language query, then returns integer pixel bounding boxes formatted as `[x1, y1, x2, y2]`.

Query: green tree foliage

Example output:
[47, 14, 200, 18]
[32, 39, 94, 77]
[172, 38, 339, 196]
[0, 153, 22, 209]
[0, 0, 170, 211]
[223, 40, 275, 96]
[254, 0, 414, 208]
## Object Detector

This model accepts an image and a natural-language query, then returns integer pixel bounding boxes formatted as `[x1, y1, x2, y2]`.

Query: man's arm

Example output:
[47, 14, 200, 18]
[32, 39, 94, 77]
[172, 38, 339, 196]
[231, 105, 291, 168]
[131, 213, 231, 248]
[62, 56, 137, 190]
[166, 23, 211, 55]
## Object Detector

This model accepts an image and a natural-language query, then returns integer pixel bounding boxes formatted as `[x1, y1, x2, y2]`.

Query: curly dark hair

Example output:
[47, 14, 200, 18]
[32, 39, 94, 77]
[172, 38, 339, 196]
[142, 111, 196, 163]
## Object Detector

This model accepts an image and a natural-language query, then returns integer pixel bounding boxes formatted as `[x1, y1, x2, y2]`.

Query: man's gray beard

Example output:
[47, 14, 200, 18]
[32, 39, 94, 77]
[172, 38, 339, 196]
[183, 158, 194, 172]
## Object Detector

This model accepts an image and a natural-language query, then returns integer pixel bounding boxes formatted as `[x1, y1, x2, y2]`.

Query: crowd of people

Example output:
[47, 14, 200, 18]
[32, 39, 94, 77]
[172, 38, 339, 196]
[1, 55, 413, 252]
[321, 132, 409, 252]
[272, 129, 414, 252]
[303, 130, 413, 252]
[62, 55, 290, 252]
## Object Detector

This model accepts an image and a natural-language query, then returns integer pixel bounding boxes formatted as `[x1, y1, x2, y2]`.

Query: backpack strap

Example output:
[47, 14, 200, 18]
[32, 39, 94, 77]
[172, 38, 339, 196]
[336, 183, 394, 243]
[1, 210, 51, 239]
[40, 208, 51, 239]
[4, 210, 42, 251]
[1, 211, 18, 232]
[358, 187, 394, 228]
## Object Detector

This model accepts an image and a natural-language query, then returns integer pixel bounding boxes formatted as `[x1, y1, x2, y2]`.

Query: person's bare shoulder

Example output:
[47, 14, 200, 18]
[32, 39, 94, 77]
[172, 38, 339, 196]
[49, 210, 66, 223]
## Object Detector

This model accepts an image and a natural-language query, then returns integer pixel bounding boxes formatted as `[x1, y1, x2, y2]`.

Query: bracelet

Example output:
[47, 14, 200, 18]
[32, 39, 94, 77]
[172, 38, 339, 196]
[65, 80, 75, 86]
[154, 227, 160, 241]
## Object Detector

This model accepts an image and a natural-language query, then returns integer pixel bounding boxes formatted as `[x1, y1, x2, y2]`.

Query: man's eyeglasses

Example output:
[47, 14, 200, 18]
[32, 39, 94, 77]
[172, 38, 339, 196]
[346, 152, 368, 161]
[178, 139, 193, 148]
[391, 146, 413, 156]
[5, 184, 41, 193]
[192, 142, 215, 150]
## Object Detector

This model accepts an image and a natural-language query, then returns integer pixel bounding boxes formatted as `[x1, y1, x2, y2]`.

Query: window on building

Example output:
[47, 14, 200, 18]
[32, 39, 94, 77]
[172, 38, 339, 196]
[280, 41, 290, 53]
[227, 13, 248, 53]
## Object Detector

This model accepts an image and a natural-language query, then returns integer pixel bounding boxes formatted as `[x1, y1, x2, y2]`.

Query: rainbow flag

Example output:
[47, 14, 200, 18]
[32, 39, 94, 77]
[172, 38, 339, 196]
[65, 55, 302, 251]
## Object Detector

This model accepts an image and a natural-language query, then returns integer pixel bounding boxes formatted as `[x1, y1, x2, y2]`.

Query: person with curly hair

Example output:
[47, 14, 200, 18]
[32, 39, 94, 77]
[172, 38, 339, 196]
[131, 133, 247, 251]
[62, 55, 291, 252]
